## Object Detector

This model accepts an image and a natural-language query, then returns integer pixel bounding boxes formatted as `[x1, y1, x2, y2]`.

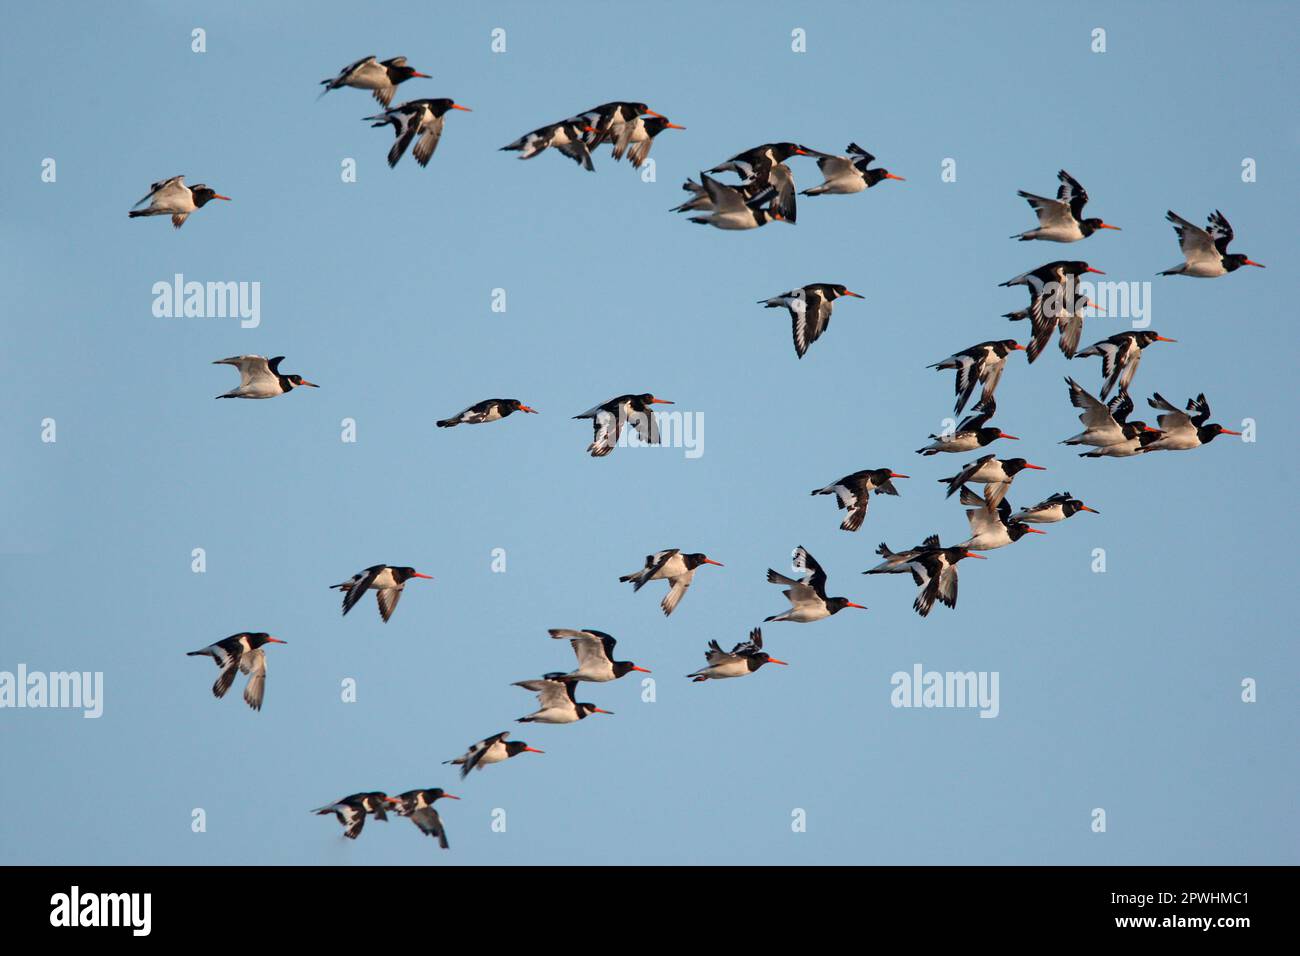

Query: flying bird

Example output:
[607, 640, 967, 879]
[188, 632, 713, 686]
[606, 115, 685, 168]
[212, 355, 318, 399]
[311, 792, 390, 840]
[810, 468, 907, 532]
[444, 732, 543, 778]
[1011, 169, 1120, 242]
[575, 102, 660, 151]
[956, 486, 1046, 551]
[707, 142, 809, 222]
[330, 565, 433, 622]
[1159, 210, 1264, 277]
[765, 546, 867, 622]
[1010, 492, 1099, 523]
[186, 632, 286, 712]
[1075, 392, 1159, 457]
[1074, 331, 1176, 399]
[686, 173, 782, 230]
[128, 176, 229, 229]
[758, 283, 865, 358]
[671, 175, 768, 214]
[864, 539, 986, 617]
[386, 789, 459, 849]
[436, 398, 537, 427]
[319, 55, 430, 106]
[915, 402, 1019, 456]
[1141, 393, 1241, 451]
[800, 143, 904, 196]
[547, 629, 650, 682]
[500, 119, 595, 170]
[929, 340, 1025, 414]
[365, 98, 471, 168]
[688, 628, 787, 681]
[618, 549, 723, 616]
[1062, 376, 1144, 449]
[938, 455, 1045, 510]
[573, 393, 673, 457]
[513, 676, 613, 724]
[1000, 261, 1106, 361]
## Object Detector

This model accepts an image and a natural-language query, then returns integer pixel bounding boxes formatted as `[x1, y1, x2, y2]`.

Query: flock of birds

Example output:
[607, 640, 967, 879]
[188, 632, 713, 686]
[157, 55, 1265, 853]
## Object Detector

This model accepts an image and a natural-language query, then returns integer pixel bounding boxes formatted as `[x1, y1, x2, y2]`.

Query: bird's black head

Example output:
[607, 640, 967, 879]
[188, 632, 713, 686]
[644, 115, 686, 136]
[864, 167, 905, 187]
[248, 633, 287, 649]
[388, 62, 432, 84]
[283, 373, 319, 390]
[1062, 498, 1099, 517]
[1001, 458, 1046, 476]
[613, 659, 652, 678]
[505, 741, 545, 757]
[392, 567, 434, 584]
[996, 339, 1026, 356]
[1199, 423, 1242, 444]
[576, 702, 614, 719]
[631, 393, 673, 410]
[826, 597, 868, 615]
[975, 427, 1012, 446]
[826, 283, 865, 301]
[770, 142, 809, 161]
[1006, 522, 1046, 542]
[1079, 218, 1121, 237]
[506, 399, 538, 415]
[1134, 331, 1175, 348]
[426, 788, 460, 803]
[189, 185, 231, 208]
[750, 651, 789, 671]
[423, 98, 472, 116]
[942, 547, 984, 564]
[1222, 253, 1265, 272]
[1062, 260, 1104, 278]
[684, 553, 724, 570]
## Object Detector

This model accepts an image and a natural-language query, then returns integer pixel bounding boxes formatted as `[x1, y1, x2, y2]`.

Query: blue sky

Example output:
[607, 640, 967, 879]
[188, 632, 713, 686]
[1, 1, 1296, 865]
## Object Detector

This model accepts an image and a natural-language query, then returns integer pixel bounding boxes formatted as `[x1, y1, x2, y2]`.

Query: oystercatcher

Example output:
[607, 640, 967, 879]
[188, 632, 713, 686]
[330, 565, 433, 622]
[1074, 331, 1176, 399]
[444, 732, 543, 778]
[810, 468, 907, 532]
[938, 455, 1045, 510]
[212, 355, 318, 399]
[1062, 376, 1140, 448]
[687, 174, 782, 230]
[319, 55, 430, 106]
[765, 546, 866, 622]
[365, 98, 470, 168]
[575, 102, 659, 151]
[618, 550, 722, 616]
[500, 119, 595, 170]
[1000, 261, 1105, 362]
[1141, 393, 1241, 451]
[386, 789, 458, 849]
[708, 142, 809, 222]
[671, 175, 767, 213]
[915, 401, 1019, 456]
[1075, 392, 1159, 457]
[688, 628, 787, 681]
[759, 283, 865, 358]
[1160, 210, 1264, 277]
[929, 340, 1025, 414]
[800, 143, 904, 195]
[957, 486, 1046, 550]
[128, 176, 229, 229]
[1010, 492, 1099, 523]
[311, 792, 390, 840]
[547, 629, 650, 681]
[436, 398, 537, 427]
[604, 115, 685, 167]
[1011, 169, 1120, 242]
[864, 540, 986, 617]
[513, 676, 612, 724]
[573, 393, 673, 457]
[186, 632, 286, 712]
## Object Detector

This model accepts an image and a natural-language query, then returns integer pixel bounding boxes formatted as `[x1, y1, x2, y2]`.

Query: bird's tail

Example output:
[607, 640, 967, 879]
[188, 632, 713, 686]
[435, 418, 457, 428]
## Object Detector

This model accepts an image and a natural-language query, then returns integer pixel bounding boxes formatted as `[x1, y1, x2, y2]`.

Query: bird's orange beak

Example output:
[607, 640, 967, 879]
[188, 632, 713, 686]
[630, 665, 652, 673]
[412, 573, 434, 580]
[592, 708, 615, 715]
[1220, 429, 1243, 436]
[451, 103, 472, 111]
[890, 473, 909, 479]
[1243, 260, 1265, 268]
[442, 794, 461, 800]
[665, 122, 686, 130]
[1012, 343, 1027, 351]
[643, 109, 663, 118]
[1097, 223, 1121, 230]
[1154, 336, 1177, 343]
[1024, 528, 1048, 535]
[767, 658, 789, 666]
[964, 552, 987, 559]
[999, 433, 1020, 440]
[844, 290, 865, 298]
[650, 397, 674, 404]
[703, 559, 724, 567]
[266, 637, 288, 644]
[411, 71, 432, 79]
[213, 194, 231, 201]
[1080, 506, 1100, 514]
[1024, 463, 1047, 470]
[845, 602, 868, 610]
[299, 379, 320, 388]
[1084, 267, 1105, 275]
[520, 405, 538, 413]
[884, 173, 905, 181]
[523, 747, 545, 754]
